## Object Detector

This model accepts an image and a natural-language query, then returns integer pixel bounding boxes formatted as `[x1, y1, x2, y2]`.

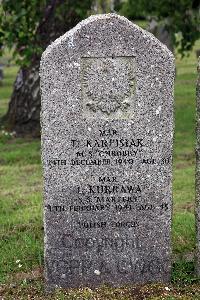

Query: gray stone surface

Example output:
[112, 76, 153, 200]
[196, 57, 200, 276]
[40, 13, 175, 290]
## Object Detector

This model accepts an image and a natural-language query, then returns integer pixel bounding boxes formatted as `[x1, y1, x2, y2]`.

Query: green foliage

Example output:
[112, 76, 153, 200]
[120, 0, 200, 56]
[0, 0, 92, 66]
[0, 0, 46, 65]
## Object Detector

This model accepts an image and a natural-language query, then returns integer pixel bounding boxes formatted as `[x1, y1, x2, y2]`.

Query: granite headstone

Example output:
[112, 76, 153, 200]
[40, 14, 175, 290]
[196, 57, 200, 276]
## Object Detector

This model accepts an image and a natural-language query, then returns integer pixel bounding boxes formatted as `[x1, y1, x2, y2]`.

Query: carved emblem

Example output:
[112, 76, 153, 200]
[82, 57, 135, 116]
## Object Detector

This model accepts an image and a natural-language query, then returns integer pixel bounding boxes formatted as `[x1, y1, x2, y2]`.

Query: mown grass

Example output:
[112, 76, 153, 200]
[172, 41, 199, 258]
[1, 280, 200, 300]
[0, 135, 43, 282]
[0, 66, 19, 118]
[0, 40, 200, 298]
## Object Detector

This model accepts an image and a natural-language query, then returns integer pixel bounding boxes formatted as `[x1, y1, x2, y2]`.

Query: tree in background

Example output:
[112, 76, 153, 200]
[0, 0, 92, 136]
[0, 0, 199, 136]
[120, 0, 200, 56]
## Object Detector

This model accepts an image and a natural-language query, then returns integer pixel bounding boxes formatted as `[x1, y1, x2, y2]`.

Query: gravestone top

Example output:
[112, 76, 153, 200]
[40, 13, 175, 290]
[196, 57, 200, 276]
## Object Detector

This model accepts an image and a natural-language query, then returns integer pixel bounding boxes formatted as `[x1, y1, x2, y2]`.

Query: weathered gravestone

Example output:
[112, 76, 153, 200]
[196, 57, 200, 276]
[40, 14, 175, 290]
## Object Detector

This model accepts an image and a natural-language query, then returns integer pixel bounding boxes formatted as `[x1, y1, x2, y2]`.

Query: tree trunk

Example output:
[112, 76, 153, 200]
[5, 61, 40, 137]
[3, 1, 91, 137]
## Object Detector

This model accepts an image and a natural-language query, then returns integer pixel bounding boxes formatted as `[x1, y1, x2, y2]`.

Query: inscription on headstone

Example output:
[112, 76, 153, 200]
[196, 57, 200, 276]
[40, 14, 175, 290]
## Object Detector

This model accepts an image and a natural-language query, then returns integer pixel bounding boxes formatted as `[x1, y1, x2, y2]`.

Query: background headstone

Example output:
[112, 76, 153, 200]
[147, 18, 174, 53]
[196, 57, 200, 276]
[40, 14, 175, 290]
[0, 64, 4, 85]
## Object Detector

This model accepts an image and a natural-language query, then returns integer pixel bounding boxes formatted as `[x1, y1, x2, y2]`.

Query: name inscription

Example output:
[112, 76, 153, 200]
[47, 128, 171, 167]
[46, 256, 164, 278]
[45, 124, 171, 279]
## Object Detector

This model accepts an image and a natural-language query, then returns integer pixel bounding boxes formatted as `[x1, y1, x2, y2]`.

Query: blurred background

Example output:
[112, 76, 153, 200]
[0, 0, 199, 136]
[0, 0, 200, 297]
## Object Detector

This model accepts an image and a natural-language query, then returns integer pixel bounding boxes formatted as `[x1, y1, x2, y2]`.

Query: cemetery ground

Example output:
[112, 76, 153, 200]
[0, 41, 200, 299]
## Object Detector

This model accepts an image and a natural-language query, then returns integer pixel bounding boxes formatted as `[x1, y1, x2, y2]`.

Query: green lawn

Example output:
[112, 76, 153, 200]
[172, 43, 198, 257]
[0, 40, 200, 298]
